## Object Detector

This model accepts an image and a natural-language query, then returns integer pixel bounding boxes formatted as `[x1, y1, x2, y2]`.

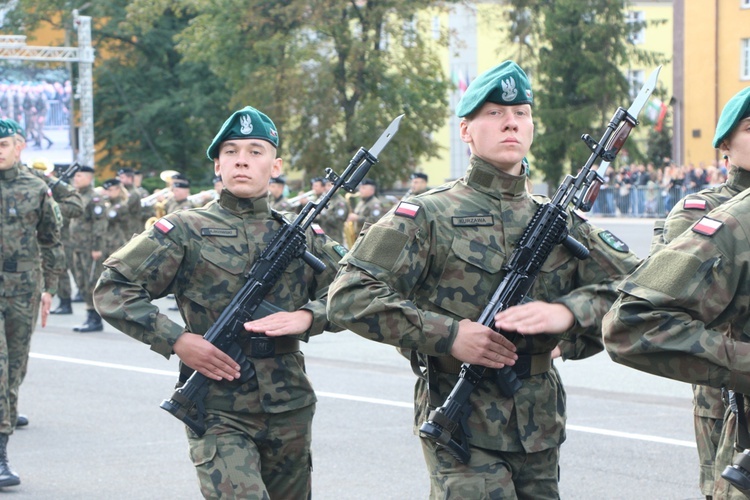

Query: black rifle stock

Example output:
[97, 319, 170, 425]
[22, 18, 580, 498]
[419, 68, 661, 464]
[160, 115, 404, 436]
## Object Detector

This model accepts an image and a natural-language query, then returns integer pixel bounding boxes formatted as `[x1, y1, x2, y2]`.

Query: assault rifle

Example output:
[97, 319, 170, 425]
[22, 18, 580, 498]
[418, 67, 661, 464]
[160, 115, 404, 436]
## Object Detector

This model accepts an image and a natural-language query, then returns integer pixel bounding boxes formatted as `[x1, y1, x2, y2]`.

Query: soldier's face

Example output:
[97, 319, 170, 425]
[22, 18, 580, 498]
[214, 139, 282, 199]
[0, 136, 21, 170]
[312, 181, 325, 195]
[459, 102, 533, 175]
[268, 182, 284, 198]
[410, 177, 427, 193]
[723, 117, 750, 171]
[73, 171, 94, 189]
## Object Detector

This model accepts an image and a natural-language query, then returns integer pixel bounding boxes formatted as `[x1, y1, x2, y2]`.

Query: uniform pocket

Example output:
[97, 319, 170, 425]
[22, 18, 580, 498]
[189, 433, 218, 467]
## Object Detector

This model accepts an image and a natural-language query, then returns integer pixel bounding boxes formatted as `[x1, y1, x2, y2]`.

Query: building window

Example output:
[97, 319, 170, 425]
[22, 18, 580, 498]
[627, 11, 646, 45]
[431, 16, 440, 40]
[742, 39, 750, 80]
[627, 69, 645, 99]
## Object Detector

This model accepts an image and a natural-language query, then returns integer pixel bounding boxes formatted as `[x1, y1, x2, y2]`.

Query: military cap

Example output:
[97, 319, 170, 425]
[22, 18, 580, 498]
[713, 86, 750, 148]
[102, 178, 121, 189]
[456, 60, 533, 118]
[0, 119, 16, 139]
[269, 176, 286, 185]
[117, 167, 135, 176]
[361, 178, 377, 186]
[171, 172, 187, 181]
[410, 172, 428, 181]
[172, 179, 190, 188]
[206, 105, 279, 159]
[79, 165, 95, 173]
[311, 177, 325, 184]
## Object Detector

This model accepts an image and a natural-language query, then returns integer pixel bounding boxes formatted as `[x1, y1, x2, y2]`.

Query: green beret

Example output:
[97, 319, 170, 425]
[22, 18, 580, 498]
[713, 87, 750, 148]
[456, 60, 533, 118]
[206, 105, 279, 160]
[0, 119, 16, 139]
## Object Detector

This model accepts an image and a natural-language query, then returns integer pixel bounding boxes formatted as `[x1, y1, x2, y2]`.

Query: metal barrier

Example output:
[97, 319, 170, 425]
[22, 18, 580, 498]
[588, 184, 708, 218]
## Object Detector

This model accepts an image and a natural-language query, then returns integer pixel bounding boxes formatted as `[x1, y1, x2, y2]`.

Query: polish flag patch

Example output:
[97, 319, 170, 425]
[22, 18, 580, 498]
[684, 199, 707, 210]
[312, 223, 325, 235]
[154, 218, 175, 234]
[692, 216, 723, 236]
[395, 201, 420, 219]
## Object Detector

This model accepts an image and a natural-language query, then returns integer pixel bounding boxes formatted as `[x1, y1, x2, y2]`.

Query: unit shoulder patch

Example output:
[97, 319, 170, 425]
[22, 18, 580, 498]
[312, 223, 325, 236]
[692, 216, 723, 236]
[395, 201, 420, 219]
[598, 230, 629, 253]
[154, 218, 175, 234]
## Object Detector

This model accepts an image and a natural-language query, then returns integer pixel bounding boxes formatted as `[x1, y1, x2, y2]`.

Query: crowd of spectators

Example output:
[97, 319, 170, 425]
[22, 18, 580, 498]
[589, 159, 728, 218]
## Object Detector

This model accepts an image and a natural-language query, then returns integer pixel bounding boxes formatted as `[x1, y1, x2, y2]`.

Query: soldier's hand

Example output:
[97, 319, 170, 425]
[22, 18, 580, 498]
[40, 292, 52, 327]
[173, 333, 241, 381]
[450, 319, 517, 368]
[244, 310, 313, 337]
[494, 302, 574, 335]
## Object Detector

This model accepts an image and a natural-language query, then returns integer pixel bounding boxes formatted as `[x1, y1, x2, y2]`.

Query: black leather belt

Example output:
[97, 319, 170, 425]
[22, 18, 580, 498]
[243, 336, 300, 358]
[433, 352, 552, 379]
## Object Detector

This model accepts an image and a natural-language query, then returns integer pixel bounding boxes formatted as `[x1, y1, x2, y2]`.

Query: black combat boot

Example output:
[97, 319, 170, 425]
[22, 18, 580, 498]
[0, 434, 20, 487]
[73, 309, 94, 332]
[76, 310, 103, 333]
[71, 292, 84, 303]
[50, 298, 73, 315]
[15, 415, 28, 427]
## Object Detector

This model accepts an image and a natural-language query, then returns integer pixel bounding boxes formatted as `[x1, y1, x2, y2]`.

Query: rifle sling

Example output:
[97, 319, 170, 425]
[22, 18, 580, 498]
[432, 352, 551, 379]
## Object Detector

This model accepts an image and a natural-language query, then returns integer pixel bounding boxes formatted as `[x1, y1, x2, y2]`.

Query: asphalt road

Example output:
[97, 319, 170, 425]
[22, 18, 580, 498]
[7, 217, 707, 499]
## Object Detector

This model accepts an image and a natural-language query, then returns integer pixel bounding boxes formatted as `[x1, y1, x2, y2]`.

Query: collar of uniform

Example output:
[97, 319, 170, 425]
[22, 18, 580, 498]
[464, 155, 527, 199]
[0, 163, 20, 181]
[219, 189, 270, 215]
[726, 165, 750, 191]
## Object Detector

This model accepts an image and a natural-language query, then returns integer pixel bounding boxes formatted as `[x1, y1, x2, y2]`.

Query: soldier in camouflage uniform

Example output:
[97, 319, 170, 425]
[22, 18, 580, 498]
[403, 172, 429, 199]
[645, 87, 750, 499]
[164, 175, 198, 214]
[346, 177, 383, 237]
[327, 61, 640, 498]
[117, 167, 147, 239]
[268, 176, 292, 212]
[0, 119, 64, 487]
[69, 166, 108, 333]
[604, 88, 750, 500]
[311, 177, 349, 244]
[94, 105, 343, 499]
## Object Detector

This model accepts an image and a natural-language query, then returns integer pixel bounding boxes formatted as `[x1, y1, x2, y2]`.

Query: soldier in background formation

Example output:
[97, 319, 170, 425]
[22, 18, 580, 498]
[117, 168, 147, 238]
[0, 119, 64, 487]
[94, 105, 344, 498]
[327, 61, 641, 498]
[344, 177, 383, 247]
[268, 175, 292, 211]
[69, 166, 108, 333]
[404, 172, 429, 199]
[310, 176, 349, 244]
[164, 174, 197, 214]
[603, 86, 750, 500]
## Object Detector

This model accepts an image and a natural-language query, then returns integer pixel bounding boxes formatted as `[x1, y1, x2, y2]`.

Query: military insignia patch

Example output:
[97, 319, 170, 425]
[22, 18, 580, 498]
[692, 216, 723, 236]
[93, 206, 103, 215]
[154, 218, 175, 234]
[312, 223, 325, 235]
[684, 199, 707, 210]
[333, 244, 347, 257]
[46, 188, 53, 197]
[598, 230, 629, 252]
[395, 201, 420, 219]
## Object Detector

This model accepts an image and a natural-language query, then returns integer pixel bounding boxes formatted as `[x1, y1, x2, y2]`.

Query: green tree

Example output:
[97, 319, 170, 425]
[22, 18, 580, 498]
[505, 0, 667, 191]
[126, 0, 456, 187]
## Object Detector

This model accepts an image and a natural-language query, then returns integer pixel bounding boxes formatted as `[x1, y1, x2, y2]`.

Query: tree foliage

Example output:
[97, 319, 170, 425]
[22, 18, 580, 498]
[505, 0, 669, 191]
[5, 0, 455, 187]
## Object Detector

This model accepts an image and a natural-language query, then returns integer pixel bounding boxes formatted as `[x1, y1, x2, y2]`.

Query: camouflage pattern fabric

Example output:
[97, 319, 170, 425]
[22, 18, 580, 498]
[351, 194, 383, 235]
[122, 184, 146, 239]
[164, 196, 196, 215]
[0, 163, 64, 434]
[328, 156, 640, 493]
[649, 166, 750, 496]
[269, 194, 292, 212]
[94, 190, 342, 498]
[69, 185, 108, 309]
[101, 191, 134, 257]
[602, 188, 750, 499]
[315, 192, 348, 245]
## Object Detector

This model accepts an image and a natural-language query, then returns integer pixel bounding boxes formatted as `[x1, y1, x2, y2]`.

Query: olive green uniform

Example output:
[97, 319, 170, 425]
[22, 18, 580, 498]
[94, 192, 342, 499]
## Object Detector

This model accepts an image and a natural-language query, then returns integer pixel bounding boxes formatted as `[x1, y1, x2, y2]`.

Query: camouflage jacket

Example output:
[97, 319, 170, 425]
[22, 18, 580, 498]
[69, 185, 108, 253]
[604, 188, 750, 395]
[102, 192, 133, 256]
[269, 194, 292, 212]
[27, 167, 84, 244]
[328, 156, 640, 453]
[164, 196, 195, 215]
[94, 191, 344, 415]
[122, 184, 146, 239]
[650, 166, 750, 419]
[0, 163, 64, 296]
[315, 193, 348, 243]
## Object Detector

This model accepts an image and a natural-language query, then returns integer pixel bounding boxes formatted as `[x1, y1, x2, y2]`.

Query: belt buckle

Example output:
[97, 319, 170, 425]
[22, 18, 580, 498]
[248, 337, 276, 358]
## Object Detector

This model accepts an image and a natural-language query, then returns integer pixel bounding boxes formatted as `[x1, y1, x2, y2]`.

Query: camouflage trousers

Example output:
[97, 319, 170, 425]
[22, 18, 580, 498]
[71, 250, 102, 309]
[57, 243, 75, 300]
[713, 406, 750, 499]
[421, 438, 559, 499]
[694, 413, 724, 497]
[186, 405, 314, 500]
[0, 291, 40, 434]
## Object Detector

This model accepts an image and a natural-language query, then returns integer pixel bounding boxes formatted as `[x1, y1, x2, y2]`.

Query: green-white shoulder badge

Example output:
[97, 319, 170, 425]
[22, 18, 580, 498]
[333, 244, 347, 257]
[599, 230, 629, 253]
